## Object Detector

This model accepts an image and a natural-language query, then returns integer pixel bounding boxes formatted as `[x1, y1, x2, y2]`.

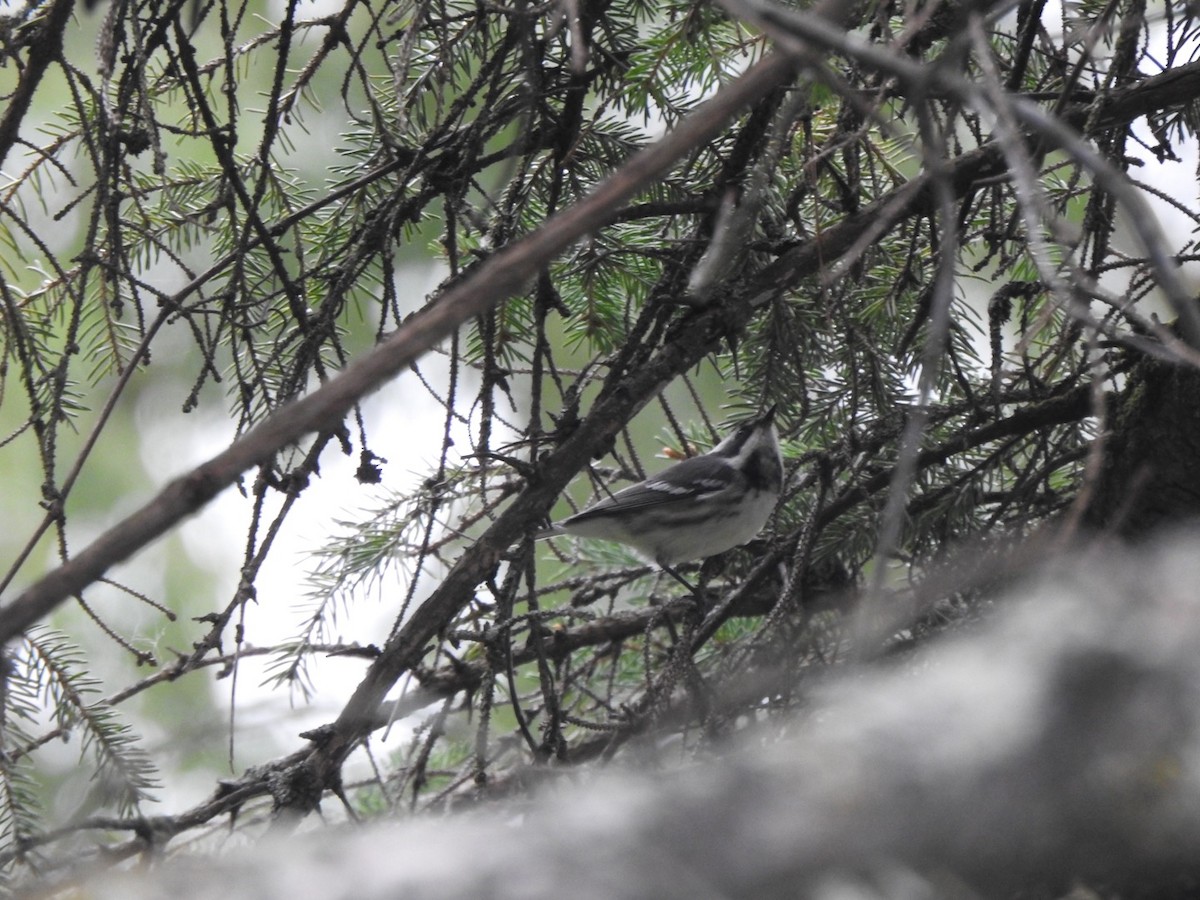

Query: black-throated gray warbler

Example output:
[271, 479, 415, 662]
[544, 407, 782, 567]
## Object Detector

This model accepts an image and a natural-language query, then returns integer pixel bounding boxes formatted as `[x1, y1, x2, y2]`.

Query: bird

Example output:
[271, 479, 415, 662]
[543, 406, 783, 568]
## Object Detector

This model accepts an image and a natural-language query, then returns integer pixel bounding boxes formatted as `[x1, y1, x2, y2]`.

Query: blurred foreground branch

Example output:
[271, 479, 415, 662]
[74, 532, 1200, 899]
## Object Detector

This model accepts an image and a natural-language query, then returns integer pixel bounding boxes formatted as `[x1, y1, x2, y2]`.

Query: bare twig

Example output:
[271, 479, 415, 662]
[720, 0, 1200, 347]
[0, 51, 800, 643]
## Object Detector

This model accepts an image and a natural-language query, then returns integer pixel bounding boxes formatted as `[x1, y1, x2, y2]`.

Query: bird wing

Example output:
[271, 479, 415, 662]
[562, 456, 733, 524]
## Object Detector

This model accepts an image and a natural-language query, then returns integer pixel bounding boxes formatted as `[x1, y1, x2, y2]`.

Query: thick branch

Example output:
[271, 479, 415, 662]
[0, 0, 76, 169]
[1085, 57, 1200, 130]
[818, 384, 1093, 527]
[78, 538, 1200, 898]
[317, 20, 1188, 769]
[0, 51, 800, 643]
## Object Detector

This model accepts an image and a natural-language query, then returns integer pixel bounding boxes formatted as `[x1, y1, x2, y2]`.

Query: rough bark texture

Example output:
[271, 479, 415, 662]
[75, 537, 1200, 900]
[1087, 355, 1200, 536]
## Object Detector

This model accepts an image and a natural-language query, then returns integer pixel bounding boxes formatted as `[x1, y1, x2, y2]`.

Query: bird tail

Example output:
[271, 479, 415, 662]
[534, 523, 564, 541]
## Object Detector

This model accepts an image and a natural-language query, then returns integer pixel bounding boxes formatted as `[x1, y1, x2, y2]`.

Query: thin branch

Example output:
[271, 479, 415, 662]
[721, 0, 1200, 346]
[0, 51, 801, 642]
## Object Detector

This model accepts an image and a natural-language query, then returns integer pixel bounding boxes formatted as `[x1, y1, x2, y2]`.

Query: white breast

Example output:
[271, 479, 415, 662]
[643, 488, 778, 567]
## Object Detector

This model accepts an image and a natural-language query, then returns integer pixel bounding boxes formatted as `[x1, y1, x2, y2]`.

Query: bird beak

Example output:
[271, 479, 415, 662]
[760, 404, 777, 425]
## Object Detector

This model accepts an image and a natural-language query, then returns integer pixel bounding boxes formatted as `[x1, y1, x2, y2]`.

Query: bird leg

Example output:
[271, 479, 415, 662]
[660, 563, 703, 604]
